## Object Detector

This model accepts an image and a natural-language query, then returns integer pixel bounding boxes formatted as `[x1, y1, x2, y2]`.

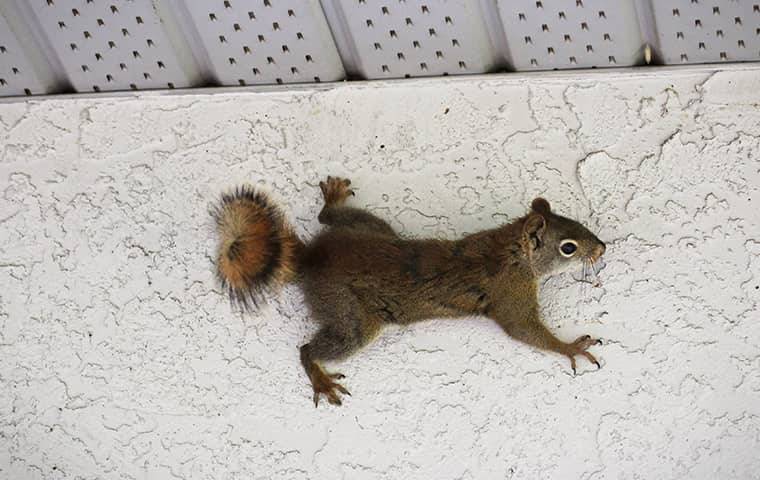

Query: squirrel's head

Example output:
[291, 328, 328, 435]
[521, 198, 606, 278]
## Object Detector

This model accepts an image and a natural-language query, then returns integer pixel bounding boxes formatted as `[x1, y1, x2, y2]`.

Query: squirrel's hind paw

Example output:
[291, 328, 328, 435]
[310, 367, 351, 407]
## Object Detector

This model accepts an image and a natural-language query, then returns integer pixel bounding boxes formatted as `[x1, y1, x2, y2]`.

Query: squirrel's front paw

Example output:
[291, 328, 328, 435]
[319, 176, 354, 206]
[564, 335, 602, 375]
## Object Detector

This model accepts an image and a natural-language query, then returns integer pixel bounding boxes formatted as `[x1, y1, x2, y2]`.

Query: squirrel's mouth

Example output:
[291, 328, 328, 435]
[590, 242, 606, 263]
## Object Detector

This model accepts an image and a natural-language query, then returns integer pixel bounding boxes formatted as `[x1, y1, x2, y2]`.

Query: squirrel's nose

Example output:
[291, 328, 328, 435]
[595, 242, 606, 258]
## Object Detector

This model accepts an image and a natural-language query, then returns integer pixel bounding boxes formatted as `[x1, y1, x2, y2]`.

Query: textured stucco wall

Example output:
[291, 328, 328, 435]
[1, 65, 759, 480]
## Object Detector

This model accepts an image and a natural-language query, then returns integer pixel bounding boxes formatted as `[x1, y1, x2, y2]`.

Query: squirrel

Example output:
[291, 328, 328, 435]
[213, 176, 607, 407]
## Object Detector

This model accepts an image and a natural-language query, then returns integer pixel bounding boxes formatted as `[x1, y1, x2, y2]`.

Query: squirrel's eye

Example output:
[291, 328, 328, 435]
[559, 240, 578, 257]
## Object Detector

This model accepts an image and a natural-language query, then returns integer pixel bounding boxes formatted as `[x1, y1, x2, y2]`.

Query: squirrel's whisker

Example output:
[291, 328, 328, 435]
[588, 257, 602, 288]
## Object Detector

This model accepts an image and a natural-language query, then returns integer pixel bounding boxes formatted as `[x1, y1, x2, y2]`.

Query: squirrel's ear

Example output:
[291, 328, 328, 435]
[523, 214, 546, 250]
[531, 197, 551, 215]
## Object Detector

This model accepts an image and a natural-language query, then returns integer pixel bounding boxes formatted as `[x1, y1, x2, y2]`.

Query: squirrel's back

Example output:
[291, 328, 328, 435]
[212, 185, 302, 309]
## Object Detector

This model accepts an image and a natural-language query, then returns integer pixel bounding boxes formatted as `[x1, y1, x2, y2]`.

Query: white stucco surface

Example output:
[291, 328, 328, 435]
[1, 65, 759, 480]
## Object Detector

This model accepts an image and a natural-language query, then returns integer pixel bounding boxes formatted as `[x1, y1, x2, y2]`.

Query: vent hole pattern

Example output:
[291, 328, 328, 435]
[28, 0, 190, 91]
[497, 0, 642, 70]
[184, 0, 342, 85]
[338, 1, 492, 78]
[650, 1, 760, 64]
[29, 0, 748, 86]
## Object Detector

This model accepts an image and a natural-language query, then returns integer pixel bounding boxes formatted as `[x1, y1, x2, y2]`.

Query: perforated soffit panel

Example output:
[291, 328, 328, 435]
[0, 13, 49, 96]
[0, 0, 759, 98]
[650, 1, 760, 64]
[179, 0, 345, 85]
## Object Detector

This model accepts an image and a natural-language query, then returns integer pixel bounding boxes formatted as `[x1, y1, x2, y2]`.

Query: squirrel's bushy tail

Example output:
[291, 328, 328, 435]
[212, 185, 303, 309]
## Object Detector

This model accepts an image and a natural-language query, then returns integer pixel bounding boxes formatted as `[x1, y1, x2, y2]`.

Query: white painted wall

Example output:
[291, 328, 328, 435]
[1, 66, 758, 480]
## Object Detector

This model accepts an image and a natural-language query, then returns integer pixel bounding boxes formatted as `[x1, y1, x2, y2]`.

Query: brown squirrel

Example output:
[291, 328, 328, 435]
[213, 176, 606, 407]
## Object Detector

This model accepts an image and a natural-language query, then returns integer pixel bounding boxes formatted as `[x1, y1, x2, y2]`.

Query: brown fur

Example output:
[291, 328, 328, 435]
[213, 185, 303, 309]
[214, 177, 607, 406]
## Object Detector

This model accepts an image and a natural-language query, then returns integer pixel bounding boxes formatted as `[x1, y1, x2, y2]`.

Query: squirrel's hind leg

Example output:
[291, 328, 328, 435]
[318, 176, 397, 236]
[299, 314, 384, 407]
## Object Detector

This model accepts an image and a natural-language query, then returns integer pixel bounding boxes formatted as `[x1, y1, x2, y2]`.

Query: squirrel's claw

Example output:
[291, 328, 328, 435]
[320, 176, 355, 206]
[309, 368, 350, 407]
[565, 335, 602, 375]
